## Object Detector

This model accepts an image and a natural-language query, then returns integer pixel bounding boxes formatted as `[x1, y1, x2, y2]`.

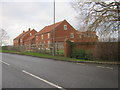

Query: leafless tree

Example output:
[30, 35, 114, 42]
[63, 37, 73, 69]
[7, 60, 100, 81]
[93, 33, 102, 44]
[0, 28, 9, 46]
[72, 0, 120, 42]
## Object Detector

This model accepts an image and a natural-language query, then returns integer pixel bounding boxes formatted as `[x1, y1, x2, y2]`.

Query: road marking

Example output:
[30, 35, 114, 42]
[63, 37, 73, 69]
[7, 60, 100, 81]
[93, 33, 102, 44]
[97, 66, 113, 70]
[106, 67, 113, 70]
[97, 66, 105, 68]
[0, 60, 10, 66]
[22, 70, 65, 90]
[76, 63, 85, 65]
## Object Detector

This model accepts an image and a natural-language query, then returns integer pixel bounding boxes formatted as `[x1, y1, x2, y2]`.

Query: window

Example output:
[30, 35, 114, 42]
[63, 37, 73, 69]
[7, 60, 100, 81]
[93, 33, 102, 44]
[48, 41, 50, 48]
[36, 42, 38, 45]
[30, 33, 32, 36]
[41, 34, 44, 39]
[79, 35, 82, 38]
[64, 25, 67, 30]
[71, 40, 74, 42]
[20, 39, 22, 42]
[48, 33, 50, 38]
[70, 33, 74, 38]
[36, 36, 38, 41]
[48, 41, 50, 44]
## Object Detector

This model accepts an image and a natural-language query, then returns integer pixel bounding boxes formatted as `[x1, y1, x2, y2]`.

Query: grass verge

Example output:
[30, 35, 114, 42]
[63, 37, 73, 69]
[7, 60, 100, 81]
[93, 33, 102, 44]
[0, 50, 119, 65]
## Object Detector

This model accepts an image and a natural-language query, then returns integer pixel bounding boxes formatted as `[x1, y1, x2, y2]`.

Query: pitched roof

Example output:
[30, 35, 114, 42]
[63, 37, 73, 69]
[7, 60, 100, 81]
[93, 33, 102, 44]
[36, 20, 65, 35]
[14, 29, 37, 40]
[25, 34, 35, 41]
[14, 31, 29, 40]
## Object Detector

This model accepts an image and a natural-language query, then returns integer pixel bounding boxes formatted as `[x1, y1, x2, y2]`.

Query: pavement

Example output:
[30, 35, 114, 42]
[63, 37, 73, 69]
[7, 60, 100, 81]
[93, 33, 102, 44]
[1, 53, 119, 89]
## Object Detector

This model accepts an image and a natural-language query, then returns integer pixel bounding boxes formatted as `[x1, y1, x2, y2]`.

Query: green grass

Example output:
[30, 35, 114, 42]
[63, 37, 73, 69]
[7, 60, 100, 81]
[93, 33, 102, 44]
[0, 50, 19, 53]
[0, 50, 119, 64]
[57, 49, 64, 55]
[0, 50, 89, 62]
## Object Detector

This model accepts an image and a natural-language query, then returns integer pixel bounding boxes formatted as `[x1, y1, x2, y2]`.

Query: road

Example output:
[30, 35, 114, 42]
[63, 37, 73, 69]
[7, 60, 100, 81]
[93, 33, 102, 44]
[1, 53, 118, 89]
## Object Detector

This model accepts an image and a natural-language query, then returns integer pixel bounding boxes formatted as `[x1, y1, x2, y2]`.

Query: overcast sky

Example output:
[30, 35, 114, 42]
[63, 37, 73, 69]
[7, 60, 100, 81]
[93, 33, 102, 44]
[0, 0, 79, 45]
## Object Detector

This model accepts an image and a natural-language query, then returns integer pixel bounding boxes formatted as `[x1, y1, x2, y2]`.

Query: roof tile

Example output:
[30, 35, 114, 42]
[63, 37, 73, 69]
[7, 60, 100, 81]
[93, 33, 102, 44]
[36, 20, 64, 35]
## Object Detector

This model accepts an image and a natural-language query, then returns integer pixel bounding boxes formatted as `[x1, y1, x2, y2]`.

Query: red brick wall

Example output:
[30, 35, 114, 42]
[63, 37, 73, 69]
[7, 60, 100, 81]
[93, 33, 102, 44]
[54, 20, 77, 42]
[36, 32, 52, 48]
[13, 39, 20, 46]
[21, 30, 37, 45]
[24, 38, 36, 46]
[64, 41, 96, 57]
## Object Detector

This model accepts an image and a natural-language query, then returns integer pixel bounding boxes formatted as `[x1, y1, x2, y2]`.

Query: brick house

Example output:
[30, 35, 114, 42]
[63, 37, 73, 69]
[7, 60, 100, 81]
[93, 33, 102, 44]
[35, 20, 79, 48]
[24, 34, 36, 46]
[13, 28, 37, 46]
[76, 30, 98, 42]
[13, 20, 98, 48]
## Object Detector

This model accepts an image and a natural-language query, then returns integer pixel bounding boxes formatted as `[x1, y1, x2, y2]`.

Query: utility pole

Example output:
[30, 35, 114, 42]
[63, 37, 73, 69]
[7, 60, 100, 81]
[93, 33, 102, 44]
[52, 0, 55, 56]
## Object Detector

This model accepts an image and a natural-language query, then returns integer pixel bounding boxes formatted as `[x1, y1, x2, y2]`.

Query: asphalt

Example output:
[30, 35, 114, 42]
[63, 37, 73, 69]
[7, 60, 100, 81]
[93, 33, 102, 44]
[1, 53, 119, 88]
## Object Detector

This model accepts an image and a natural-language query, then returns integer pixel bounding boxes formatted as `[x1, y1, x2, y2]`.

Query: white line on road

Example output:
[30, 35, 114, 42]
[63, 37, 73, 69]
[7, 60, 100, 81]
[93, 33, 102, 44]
[0, 60, 10, 66]
[76, 63, 85, 65]
[106, 67, 113, 70]
[97, 66, 113, 70]
[22, 70, 65, 90]
[97, 66, 105, 68]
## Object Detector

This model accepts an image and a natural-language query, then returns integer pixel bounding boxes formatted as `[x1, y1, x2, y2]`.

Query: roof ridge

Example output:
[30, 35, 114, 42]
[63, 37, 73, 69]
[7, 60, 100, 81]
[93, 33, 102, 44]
[36, 20, 65, 35]
[24, 34, 35, 41]
[21, 30, 31, 39]
[14, 31, 27, 40]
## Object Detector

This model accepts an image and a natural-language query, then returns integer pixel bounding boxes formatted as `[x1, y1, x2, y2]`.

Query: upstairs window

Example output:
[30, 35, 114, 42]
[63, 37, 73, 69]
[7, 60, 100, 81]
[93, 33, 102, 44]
[48, 33, 50, 38]
[36, 36, 38, 41]
[20, 39, 22, 42]
[30, 33, 32, 36]
[64, 25, 67, 30]
[79, 35, 82, 38]
[70, 33, 74, 38]
[41, 34, 44, 39]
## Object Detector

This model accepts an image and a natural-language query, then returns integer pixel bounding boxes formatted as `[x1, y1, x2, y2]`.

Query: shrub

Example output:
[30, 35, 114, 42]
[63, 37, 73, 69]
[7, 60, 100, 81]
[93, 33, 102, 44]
[71, 48, 93, 60]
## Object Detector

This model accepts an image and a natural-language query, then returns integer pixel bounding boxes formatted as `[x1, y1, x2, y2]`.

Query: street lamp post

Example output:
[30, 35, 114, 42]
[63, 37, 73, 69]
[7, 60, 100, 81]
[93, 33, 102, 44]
[52, 0, 55, 56]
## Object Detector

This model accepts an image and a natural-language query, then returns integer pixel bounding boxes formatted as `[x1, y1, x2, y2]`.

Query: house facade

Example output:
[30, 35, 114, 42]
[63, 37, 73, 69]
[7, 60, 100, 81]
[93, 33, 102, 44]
[35, 20, 79, 48]
[13, 28, 37, 46]
[76, 31, 98, 42]
[13, 20, 98, 48]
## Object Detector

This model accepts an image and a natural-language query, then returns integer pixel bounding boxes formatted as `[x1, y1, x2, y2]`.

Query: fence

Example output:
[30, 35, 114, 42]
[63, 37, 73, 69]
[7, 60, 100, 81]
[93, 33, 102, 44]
[3, 41, 119, 61]
[7, 42, 64, 56]
[64, 40, 118, 61]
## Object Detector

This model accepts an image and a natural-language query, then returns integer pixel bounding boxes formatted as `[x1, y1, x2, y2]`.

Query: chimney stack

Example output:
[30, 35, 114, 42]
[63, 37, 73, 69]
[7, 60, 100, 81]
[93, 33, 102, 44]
[28, 28, 30, 31]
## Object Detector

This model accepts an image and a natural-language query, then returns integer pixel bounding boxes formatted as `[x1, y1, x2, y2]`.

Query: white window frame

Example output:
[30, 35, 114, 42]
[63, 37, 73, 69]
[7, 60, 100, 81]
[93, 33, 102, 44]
[64, 25, 67, 30]
[48, 41, 51, 48]
[48, 33, 50, 38]
[30, 33, 32, 36]
[41, 34, 44, 39]
[36, 36, 38, 41]
[70, 33, 74, 38]
[20, 39, 22, 42]
[79, 35, 82, 38]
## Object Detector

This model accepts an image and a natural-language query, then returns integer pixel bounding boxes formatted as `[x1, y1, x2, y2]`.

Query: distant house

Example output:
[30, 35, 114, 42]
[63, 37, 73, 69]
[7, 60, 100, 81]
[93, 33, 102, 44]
[76, 30, 98, 42]
[13, 28, 37, 46]
[35, 20, 79, 48]
[13, 20, 98, 48]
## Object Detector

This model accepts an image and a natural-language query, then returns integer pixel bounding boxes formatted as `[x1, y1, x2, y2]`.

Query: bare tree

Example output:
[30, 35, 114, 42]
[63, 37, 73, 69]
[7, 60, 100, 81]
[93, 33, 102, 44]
[0, 28, 9, 46]
[72, 0, 120, 42]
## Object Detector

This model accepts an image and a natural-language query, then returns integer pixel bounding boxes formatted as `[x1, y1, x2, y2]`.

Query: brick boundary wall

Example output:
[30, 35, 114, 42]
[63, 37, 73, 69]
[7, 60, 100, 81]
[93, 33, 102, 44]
[64, 40, 96, 57]
[64, 40, 118, 61]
